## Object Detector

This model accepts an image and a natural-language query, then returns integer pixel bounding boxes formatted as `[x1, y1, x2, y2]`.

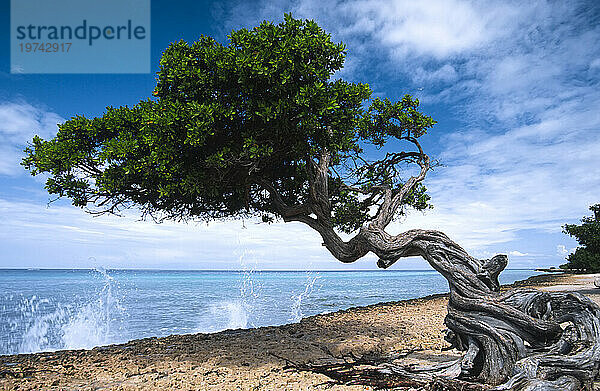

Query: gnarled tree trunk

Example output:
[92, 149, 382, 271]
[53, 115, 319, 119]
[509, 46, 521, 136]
[363, 228, 600, 390]
[260, 146, 600, 390]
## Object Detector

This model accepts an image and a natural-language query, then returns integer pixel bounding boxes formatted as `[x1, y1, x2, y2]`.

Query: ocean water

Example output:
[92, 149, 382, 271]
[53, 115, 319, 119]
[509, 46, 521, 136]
[0, 268, 540, 355]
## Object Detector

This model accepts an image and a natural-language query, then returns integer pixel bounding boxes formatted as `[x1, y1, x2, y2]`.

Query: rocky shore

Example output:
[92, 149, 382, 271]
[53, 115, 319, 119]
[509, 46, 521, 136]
[1, 273, 598, 390]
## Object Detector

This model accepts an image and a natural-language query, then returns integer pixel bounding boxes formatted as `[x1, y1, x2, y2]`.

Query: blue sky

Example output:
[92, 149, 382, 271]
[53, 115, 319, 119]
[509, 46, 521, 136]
[0, 0, 598, 270]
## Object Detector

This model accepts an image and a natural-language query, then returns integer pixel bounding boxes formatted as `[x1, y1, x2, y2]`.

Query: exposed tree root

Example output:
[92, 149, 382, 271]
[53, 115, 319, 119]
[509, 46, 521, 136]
[280, 356, 491, 390]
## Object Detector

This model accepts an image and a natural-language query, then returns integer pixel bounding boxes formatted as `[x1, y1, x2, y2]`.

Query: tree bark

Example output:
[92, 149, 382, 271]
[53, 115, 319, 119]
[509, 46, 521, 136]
[324, 227, 600, 390]
[260, 145, 600, 390]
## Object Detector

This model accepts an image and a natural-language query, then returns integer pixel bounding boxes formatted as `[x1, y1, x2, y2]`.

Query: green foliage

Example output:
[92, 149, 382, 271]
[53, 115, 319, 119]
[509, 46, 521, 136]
[22, 14, 436, 231]
[560, 204, 600, 272]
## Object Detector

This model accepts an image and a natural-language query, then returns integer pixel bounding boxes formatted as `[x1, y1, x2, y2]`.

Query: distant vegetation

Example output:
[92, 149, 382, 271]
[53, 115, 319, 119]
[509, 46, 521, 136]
[561, 204, 600, 273]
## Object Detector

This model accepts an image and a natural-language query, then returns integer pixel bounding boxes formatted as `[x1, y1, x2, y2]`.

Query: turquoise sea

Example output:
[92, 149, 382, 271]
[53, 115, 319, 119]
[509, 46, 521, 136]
[0, 268, 540, 355]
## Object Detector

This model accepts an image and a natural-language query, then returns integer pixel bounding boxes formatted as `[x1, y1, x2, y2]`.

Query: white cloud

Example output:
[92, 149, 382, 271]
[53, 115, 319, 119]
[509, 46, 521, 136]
[266, 0, 519, 58]
[557, 245, 568, 256]
[0, 197, 376, 270]
[0, 102, 63, 176]
[556, 245, 577, 257]
[351, 0, 519, 59]
[413, 64, 458, 85]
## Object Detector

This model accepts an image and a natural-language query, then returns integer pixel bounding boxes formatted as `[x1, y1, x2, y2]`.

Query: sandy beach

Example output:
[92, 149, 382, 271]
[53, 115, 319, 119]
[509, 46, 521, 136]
[1, 273, 599, 390]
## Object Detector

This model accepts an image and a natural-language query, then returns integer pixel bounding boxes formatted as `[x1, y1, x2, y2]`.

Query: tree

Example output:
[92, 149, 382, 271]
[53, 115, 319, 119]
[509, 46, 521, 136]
[561, 204, 600, 272]
[22, 14, 600, 391]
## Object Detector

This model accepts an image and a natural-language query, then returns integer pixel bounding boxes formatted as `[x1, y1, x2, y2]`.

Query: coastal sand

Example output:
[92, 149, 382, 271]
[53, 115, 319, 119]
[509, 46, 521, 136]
[1, 273, 598, 390]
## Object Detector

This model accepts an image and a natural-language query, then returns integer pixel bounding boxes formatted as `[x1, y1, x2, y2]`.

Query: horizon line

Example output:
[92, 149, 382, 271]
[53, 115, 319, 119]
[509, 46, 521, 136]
[0, 267, 540, 272]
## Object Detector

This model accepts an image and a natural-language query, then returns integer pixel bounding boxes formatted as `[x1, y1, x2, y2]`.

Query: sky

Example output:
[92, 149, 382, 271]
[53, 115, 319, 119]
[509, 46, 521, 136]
[0, 0, 598, 270]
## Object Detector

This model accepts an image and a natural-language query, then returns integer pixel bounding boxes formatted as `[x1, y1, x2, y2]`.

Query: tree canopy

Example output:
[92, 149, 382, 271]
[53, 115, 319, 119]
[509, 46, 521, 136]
[561, 204, 600, 272]
[23, 14, 435, 239]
